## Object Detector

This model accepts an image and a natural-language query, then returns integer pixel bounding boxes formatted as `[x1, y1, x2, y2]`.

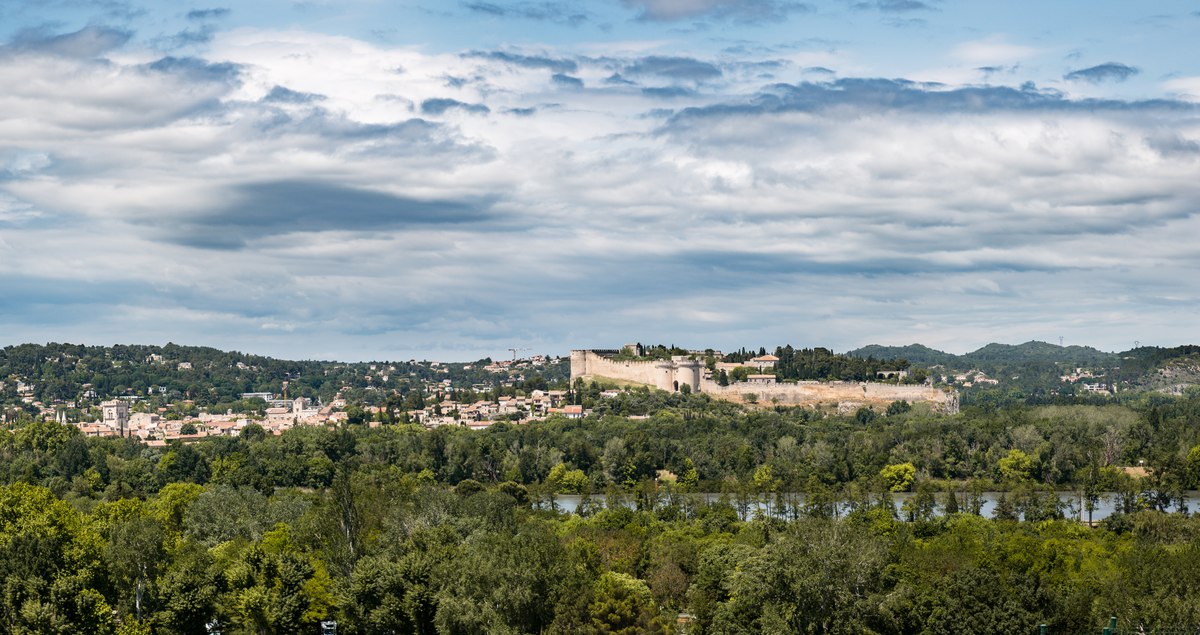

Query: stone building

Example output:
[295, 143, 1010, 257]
[101, 399, 130, 436]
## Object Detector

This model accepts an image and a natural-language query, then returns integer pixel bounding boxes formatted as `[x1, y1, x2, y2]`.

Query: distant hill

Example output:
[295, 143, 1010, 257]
[845, 344, 955, 367]
[0, 342, 566, 410]
[960, 341, 1117, 367]
[849, 341, 1200, 402]
[849, 341, 1116, 369]
[1113, 346, 1200, 394]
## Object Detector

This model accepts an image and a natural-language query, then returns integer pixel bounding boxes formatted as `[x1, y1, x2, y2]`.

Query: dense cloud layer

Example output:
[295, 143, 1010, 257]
[1, 7, 1199, 360]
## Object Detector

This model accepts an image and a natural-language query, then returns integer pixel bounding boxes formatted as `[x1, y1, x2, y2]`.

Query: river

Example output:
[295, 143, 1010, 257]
[539, 491, 1200, 522]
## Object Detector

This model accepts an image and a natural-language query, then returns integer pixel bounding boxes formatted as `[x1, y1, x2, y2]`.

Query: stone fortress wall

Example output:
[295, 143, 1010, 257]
[570, 349, 959, 414]
[700, 379, 959, 413]
[570, 350, 702, 393]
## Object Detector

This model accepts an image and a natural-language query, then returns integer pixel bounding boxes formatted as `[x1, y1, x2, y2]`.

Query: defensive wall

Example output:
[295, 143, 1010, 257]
[570, 350, 701, 393]
[570, 349, 959, 414]
[699, 379, 959, 414]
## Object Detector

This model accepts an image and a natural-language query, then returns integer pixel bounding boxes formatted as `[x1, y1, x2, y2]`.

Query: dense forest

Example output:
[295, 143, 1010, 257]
[5, 384, 1200, 632]
[8, 342, 1200, 632]
[7, 474, 1200, 634]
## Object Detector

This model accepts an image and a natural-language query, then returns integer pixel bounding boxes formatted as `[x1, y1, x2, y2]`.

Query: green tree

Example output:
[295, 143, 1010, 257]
[945, 488, 960, 514]
[183, 486, 270, 546]
[902, 480, 939, 523]
[712, 521, 887, 633]
[992, 492, 1017, 521]
[584, 572, 668, 635]
[148, 482, 205, 536]
[157, 443, 210, 484]
[150, 539, 221, 634]
[1185, 444, 1200, 489]
[340, 555, 431, 634]
[880, 463, 917, 492]
[435, 523, 574, 634]
[548, 463, 590, 494]
[752, 464, 778, 493]
[455, 478, 486, 497]
[240, 423, 267, 442]
[998, 449, 1034, 483]
[0, 483, 111, 633]
[221, 524, 333, 633]
[106, 511, 166, 621]
[920, 567, 1043, 635]
[679, 458, 699, 491]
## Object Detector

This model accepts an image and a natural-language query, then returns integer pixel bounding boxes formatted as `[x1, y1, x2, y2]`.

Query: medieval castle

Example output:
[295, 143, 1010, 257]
[570, 346, 959, 414]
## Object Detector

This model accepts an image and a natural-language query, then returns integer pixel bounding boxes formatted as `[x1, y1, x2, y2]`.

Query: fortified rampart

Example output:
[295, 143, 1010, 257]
[700, 380, 959, 414]
[570, 350, 702, 393]
[570, 349, 959, 414]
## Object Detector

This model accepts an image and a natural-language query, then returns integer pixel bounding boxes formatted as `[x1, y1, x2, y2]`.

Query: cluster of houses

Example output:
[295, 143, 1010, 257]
[67, 394, 350, 446]
[1, 378, 38, 405]
[945, 370, 1000, 388]
[481, 354, 552, 374]
[6, 353, 581, 441]
[392, 389, 590, 429]
[1059, 368, 1111, 393]
[44, 384, 598, 443]
[1, 378, 88, 423]
[934, 366, 1109, 394]
[712, 354, 781, 385]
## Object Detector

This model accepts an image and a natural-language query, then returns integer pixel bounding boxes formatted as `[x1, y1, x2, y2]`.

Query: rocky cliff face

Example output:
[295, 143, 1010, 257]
[1138, 355, 1200, 395]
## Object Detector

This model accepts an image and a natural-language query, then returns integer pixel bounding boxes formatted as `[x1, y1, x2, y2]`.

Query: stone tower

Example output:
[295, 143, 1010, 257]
[101, 400, 130, 437]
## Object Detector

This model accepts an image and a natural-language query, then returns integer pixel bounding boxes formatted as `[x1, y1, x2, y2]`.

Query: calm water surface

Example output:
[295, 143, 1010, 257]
[542, 491, 1200, 521]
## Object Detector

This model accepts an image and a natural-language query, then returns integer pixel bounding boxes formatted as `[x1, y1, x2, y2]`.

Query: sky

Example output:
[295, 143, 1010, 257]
[1, 0, 1198, 362]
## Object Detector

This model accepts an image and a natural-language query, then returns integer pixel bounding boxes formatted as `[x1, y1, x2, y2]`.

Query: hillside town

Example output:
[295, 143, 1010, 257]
[0, 341, 1166, 444]
[1, 346, 580, 442]
[52, 387, 594, 445]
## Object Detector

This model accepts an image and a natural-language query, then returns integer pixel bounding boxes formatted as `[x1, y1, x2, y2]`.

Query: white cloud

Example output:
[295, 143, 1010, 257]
[951, 35, 1040, 65]
[0, 193, 41, 223]
[1164, 76, 1200, 102]
[1, 24, 1199, 358]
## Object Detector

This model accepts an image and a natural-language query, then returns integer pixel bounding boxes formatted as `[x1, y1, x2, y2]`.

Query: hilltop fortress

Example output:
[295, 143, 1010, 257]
[570, 347, 959, 414]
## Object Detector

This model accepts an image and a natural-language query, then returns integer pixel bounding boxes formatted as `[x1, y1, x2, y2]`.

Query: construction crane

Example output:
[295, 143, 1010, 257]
[508, 347, 530, 361]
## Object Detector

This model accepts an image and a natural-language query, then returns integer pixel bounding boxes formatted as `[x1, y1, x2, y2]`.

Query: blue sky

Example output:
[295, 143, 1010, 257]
[1, 0, 1198, 361]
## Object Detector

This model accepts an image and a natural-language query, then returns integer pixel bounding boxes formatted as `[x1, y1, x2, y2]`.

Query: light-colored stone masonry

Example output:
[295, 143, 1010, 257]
[570, 350, 702, 393]
[700, 379, 959, 413]
[571, 349, 959, 414]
